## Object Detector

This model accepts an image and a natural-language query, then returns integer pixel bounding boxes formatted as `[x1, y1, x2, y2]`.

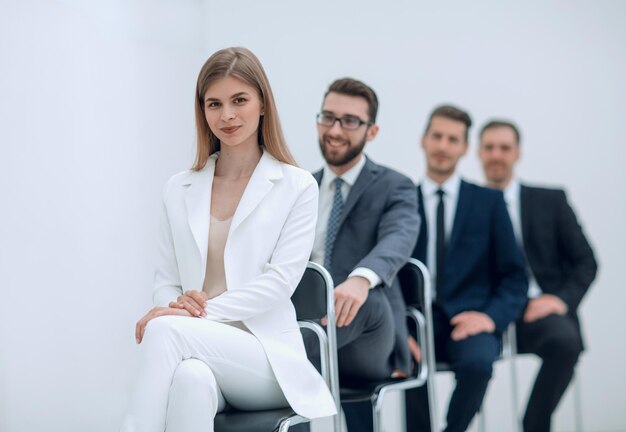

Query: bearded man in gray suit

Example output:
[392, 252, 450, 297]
[309, 77, 420, 432]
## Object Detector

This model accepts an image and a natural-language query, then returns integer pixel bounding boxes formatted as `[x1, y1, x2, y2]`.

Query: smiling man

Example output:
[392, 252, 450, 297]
[309, 78, 419, 432]
[479, 120, 598, 432]
[404, 105, 528, 432]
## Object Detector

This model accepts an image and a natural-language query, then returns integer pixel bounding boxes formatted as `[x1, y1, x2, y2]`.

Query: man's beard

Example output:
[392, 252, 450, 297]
[319, 135, 367, 167]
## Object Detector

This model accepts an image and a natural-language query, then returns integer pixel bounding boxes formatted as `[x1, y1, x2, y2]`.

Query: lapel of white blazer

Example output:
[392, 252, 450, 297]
[183, 151, 282, 268]
[184, 155, 217, 265]
[229, 150, 283, 236]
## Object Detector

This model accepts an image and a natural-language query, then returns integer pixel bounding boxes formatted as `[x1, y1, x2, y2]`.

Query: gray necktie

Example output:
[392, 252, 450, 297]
[324, 177, 344, 269]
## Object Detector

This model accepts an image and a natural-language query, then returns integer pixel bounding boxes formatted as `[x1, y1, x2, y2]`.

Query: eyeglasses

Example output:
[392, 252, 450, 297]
[316, 113, 372, 131]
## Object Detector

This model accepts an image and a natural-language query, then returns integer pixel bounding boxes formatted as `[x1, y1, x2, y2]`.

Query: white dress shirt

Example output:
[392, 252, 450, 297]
[504, 179, 542, 298]
[311, 155, 382, 288]
[421, 174, 461, 297]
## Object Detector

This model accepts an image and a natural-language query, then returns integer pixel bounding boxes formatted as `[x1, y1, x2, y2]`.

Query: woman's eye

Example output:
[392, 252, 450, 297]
[233, 97, 247, 105]
[206, 101, 220, 109]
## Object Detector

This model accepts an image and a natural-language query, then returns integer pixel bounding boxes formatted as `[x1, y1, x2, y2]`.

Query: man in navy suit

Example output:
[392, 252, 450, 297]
[478, 120, 597, 432]
[405, 106, 528, 432]
[309, 78, 420, 431]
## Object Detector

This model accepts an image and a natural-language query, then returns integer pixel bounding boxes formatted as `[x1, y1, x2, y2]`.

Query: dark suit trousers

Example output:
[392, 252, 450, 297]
[516, 313, 582, 432]
[303, 289, 395, 432]
[405, 306, 500, 432]
[335, 288, 396, 381]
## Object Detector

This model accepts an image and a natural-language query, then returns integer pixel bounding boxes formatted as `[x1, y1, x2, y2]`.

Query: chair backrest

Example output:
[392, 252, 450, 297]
[291, 262, 341, 432]
[291, 262, 331, 320]
[395, 259, 432, 381]
[398, 259, 439, 432]
[215, 262, 340, 432]
[397, 258, 427, 309]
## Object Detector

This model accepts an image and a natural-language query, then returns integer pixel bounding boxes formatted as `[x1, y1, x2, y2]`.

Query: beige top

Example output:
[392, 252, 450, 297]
[203, 215, 231, 297]
[203, 214, 248, 332]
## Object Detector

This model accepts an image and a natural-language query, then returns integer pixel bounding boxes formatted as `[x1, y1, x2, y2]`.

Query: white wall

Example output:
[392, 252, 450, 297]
[1, 1, 625, 431]
[0, 1, 206, 430]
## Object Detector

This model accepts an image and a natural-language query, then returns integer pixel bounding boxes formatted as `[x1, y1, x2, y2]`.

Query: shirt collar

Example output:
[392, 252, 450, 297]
[422, 172, 461, 199]
[504, 178, 521, 206]
[321, 154, 367, 189]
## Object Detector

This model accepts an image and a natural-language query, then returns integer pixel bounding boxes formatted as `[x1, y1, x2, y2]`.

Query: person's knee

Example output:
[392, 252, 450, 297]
[456, 355, 494, 380]
[172, 359, 217, 390]
[542, 331, 582, 362]
[142, 315, 180, 343]
[167, 359, 225, 421]
[359, 291, 392, 323]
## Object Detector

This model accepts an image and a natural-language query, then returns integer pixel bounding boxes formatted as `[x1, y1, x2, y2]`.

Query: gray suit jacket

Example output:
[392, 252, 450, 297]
[313, 156, 420, 372]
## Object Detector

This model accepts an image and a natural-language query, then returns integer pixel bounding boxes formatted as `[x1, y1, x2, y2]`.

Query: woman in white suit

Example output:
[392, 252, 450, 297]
[121, 47, 336, 432]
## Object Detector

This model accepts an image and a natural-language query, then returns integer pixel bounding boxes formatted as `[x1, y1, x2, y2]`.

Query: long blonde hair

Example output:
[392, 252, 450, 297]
[192, 47, 296, 170]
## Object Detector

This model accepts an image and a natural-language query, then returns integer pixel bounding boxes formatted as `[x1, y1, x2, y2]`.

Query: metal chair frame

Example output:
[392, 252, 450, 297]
[214, 262, 341, 432]
[429, 324, 518, 432]
[340, 258, 431, 432]
[507, 323, 584, 432]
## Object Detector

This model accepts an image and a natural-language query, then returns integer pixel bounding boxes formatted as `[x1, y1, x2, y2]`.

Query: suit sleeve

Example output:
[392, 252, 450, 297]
[483, 193, 528, 331]
[201, 179, 319, 321]
[356, 175, 420, 288]
[153, 184, 184, 307]
[550, 190, 598, 311]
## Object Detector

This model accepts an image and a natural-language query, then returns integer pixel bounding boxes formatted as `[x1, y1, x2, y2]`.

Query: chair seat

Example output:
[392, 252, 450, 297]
[436, 362, 454, 372]
[340, 377, 407, 402]
[214, 407, 297, 432]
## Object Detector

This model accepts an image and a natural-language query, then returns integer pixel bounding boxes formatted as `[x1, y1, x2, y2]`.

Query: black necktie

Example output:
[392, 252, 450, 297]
[436, 189, 446, 293]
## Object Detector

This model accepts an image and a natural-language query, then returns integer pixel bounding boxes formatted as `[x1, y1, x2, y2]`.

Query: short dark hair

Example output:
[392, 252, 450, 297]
[324, 77, 379, 123]
[479, 120, 521, 146]
[425, 105, 472, 142]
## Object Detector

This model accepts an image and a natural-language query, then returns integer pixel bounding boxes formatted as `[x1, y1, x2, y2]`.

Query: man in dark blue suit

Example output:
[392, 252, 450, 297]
[405, 105, 528, 432]
[309, 78, 419, 431]
[478, 120, 598, 432]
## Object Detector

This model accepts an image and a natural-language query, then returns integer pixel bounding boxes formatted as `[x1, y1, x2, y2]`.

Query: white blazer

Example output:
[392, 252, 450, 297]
[152, 150, 336, 419]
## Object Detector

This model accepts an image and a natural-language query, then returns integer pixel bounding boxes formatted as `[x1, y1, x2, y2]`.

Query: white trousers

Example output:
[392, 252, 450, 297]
[121, 315, 288, 432]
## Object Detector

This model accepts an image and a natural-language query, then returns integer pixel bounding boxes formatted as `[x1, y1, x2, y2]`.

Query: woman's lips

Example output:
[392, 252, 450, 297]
[221, 126, 241, 134]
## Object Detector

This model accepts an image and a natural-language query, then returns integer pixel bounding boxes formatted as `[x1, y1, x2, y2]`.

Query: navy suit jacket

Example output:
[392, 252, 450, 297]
[520, 185, 597, 344]
[313, 157, 420, 372]
[413, 180, 527, 332]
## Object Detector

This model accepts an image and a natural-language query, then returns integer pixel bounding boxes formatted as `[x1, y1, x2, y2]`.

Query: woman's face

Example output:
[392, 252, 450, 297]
[203, 76, 264, 150]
